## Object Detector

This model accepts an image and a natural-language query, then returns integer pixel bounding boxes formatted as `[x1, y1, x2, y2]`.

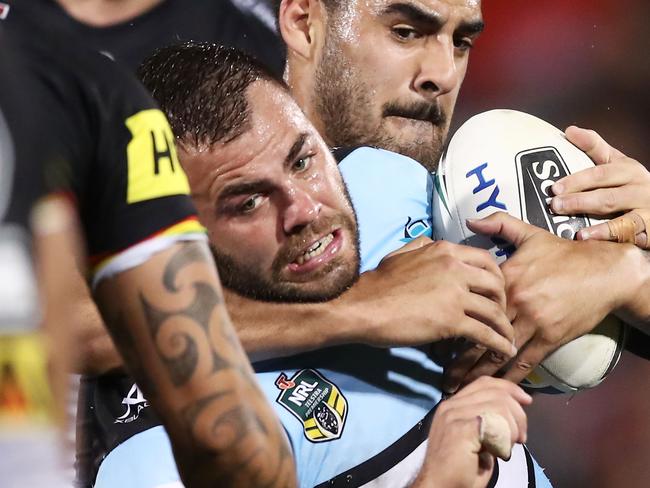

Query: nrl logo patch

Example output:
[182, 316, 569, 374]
[275, 369, 347, 443]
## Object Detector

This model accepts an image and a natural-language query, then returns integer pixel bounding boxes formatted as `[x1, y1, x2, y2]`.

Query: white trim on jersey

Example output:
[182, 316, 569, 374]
[92, 233, 207, 289]
[358, 439, 427, 488]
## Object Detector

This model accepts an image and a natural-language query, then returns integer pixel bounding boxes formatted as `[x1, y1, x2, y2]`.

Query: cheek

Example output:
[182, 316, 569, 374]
[316, 172, 350, 209]
[213, 221, 280, 265]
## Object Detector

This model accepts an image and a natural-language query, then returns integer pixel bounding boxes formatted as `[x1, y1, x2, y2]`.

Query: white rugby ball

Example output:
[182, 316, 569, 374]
[432, 109, 627, 394]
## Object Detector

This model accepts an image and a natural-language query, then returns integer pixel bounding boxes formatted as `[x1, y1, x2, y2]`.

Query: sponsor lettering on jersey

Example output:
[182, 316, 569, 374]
[516, 147, 591, 240]
[115, 383, 149, 424]
[125, 109, 190, 204]
[275, 369, 347, 443]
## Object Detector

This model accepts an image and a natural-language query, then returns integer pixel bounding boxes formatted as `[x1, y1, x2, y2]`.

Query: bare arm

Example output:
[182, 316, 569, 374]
[231, 238, 517, 362]
[32, 196, 82, 425]
[94, 241, 296, 488]
[77, 237, 517, 372]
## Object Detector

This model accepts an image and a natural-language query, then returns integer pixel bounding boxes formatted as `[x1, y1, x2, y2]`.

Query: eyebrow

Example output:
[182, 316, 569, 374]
[217, 179, 272, 206]
[382, 2, 484, 35]
[215, 133, 311, 207]
[284, 132, 309, 169]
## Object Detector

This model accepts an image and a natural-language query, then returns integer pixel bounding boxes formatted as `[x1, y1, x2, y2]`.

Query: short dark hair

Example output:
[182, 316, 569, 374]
[138, 42, 284, 148]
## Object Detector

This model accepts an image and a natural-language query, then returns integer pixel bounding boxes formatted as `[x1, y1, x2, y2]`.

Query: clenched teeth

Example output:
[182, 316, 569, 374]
[295, 233, 334, 265]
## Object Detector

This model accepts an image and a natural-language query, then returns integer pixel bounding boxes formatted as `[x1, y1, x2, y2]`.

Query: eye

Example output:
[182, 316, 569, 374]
[453, 37, 474, 52]
[239, 194, 264, 213]
[292, 155, 313, 172]
[392, 25, 422, 42]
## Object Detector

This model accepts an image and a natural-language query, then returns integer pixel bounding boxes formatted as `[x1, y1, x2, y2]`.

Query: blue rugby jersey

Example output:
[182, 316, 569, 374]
[94, 147, 551, 488]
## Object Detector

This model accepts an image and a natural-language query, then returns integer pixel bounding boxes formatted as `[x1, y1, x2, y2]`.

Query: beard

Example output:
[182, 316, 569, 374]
[312, 31, 449, 172]
[212, 195, 361, 304]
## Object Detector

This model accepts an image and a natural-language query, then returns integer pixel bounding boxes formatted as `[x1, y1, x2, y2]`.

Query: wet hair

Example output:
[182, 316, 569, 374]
[138, 42, 284, 148]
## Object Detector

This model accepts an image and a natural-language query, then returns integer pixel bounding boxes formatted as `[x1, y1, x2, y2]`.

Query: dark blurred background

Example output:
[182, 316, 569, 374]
[456, 2, 650, 487]
[457, 0, 650, 169]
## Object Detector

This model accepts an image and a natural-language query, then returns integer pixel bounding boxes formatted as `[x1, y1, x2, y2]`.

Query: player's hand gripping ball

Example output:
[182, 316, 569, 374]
[433, 109, 627, 394]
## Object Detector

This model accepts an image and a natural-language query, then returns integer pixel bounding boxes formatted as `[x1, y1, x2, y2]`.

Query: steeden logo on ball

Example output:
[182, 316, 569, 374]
[516, 147, 591, 240]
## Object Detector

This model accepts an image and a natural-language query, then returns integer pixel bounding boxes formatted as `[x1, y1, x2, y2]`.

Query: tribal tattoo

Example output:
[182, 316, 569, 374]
[97, 242, 296, 487]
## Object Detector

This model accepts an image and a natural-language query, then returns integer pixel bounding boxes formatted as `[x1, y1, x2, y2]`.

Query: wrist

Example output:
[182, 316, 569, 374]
[337, 269, 388, 346]
[612, 245, 650, 326]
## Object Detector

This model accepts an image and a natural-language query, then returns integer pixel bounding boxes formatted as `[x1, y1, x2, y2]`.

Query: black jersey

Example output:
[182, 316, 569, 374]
[0, 17, 204, 283]
[0, 33, 42, 331]
[1, 0, 284, 76]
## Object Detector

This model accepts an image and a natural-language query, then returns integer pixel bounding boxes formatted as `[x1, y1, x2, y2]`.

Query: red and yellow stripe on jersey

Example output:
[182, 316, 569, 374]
[90, 216, 206, 288]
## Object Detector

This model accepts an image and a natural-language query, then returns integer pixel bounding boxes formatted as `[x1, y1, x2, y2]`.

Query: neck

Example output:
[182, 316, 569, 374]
[56, 0, 164, 27]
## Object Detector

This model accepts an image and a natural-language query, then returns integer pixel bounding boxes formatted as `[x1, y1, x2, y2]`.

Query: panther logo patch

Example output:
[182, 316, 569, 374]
[275, 369, 347, 443]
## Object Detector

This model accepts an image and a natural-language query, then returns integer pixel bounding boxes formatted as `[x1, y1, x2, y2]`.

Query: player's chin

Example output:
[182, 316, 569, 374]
[392, 140, 441, 172]
[384, 116, 436, 138]
[281, 259, 358, 301]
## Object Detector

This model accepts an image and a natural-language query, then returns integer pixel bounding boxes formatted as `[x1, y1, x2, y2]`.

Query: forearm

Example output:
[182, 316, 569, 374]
[95, 242, 296, 488]
[228, 271, 382, 362]
[73, 277, 367, 373]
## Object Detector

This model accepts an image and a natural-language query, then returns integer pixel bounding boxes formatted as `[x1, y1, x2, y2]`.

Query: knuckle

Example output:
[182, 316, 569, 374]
[538, 324, 563, 345]
[488, 350, 508, 365]
[592, 164, 607, 181]
[515, 360, 534, 372]
[441, 255, 462, 273]
[477, 248, 493, 262]
[434, 239, 454, 254]
[436, 401, 453, 418]
[625, 156, 643, 170]
[602, 190, 618, 213]
[474, 375, 495, 388]
[508, 286, 528, 309]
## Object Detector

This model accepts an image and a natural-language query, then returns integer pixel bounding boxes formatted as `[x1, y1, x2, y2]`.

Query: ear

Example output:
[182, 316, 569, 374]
[279, 0, 326, 60]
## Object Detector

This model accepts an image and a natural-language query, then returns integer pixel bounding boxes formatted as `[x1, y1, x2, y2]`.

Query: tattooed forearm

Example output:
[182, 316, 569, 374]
[162, 240, 207, 292]
[105, 311, 158, 398]
[98, 241, 296, 487]
[140, 282, 230, 387]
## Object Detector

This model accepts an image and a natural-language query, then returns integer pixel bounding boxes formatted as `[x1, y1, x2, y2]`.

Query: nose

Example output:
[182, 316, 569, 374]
[413, 38, 459, 100]
[282, 185, 322, 234]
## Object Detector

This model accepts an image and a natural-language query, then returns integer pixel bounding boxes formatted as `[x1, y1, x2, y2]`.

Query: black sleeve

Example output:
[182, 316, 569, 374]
[7, 25, 204, 273]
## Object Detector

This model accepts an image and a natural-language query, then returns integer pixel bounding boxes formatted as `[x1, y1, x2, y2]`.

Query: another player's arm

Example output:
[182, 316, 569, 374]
[94, 241, 296, 488]
[31, 196, 83, 425]
[76, 236, 517, 372]
[232, 236, 517, 362]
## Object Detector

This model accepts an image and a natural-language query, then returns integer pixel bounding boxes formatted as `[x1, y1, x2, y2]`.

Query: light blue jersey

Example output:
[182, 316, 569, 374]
[94, 147, 551, 488]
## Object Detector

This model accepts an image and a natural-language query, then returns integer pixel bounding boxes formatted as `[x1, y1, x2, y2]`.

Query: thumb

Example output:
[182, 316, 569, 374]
[467, 212, 542, 248]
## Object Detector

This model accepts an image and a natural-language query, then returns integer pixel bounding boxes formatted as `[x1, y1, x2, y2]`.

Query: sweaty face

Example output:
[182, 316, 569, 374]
[312, 0, 483, 171]
[182, 81, 360, 303]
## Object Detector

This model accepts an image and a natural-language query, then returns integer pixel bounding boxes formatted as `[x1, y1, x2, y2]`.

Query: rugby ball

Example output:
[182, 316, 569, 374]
[432, 109, 627, 394]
